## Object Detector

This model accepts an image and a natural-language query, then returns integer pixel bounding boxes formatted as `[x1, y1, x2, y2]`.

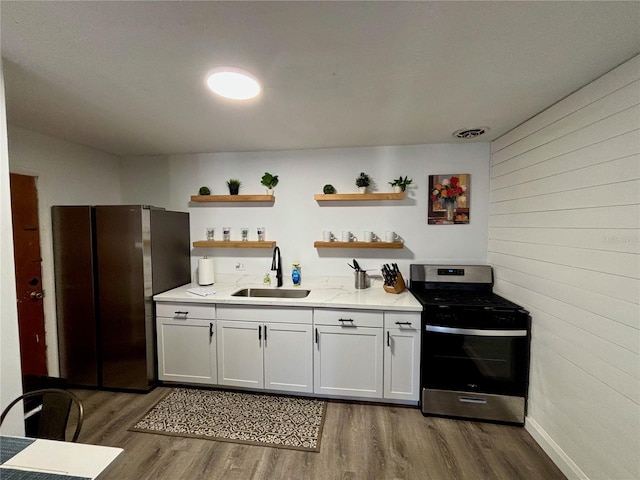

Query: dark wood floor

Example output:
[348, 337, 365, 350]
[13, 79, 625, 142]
[74, 387, 565, 480]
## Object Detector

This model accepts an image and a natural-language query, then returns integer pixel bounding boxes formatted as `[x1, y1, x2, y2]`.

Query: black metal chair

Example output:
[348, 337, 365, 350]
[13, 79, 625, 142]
[0, 388, 84, 442]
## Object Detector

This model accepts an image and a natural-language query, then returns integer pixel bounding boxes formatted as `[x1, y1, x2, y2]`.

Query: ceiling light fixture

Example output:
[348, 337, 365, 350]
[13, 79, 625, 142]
[205, 67, 261, 100]
[452, 127, 489, 139]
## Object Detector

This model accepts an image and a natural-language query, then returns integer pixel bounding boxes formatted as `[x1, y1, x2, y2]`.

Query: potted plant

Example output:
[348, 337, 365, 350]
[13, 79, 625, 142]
[355, 172, 371, 193]
[260, 172, 279, 195]
[226, 179, 242, 195]
[323, 184, 336, 194]
[389, 176, 413, 193]
[198, 186, 211, 196]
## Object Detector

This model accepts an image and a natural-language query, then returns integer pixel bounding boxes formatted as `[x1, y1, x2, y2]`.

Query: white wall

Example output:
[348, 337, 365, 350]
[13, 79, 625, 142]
[0, 55, 25, 435]
[7, 126, 489, 379]
[8, 126, 122, 376]
[118, 155, 172, 209]
[120, 143, 491, 282]
[489, 55, 640, 480]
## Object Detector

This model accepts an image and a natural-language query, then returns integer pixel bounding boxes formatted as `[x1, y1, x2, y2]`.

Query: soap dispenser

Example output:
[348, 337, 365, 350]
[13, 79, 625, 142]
[292, 262, 301, 286]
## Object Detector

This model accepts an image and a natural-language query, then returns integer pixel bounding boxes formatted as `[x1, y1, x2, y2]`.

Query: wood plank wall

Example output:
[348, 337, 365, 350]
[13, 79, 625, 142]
[488, 55, 640, 480]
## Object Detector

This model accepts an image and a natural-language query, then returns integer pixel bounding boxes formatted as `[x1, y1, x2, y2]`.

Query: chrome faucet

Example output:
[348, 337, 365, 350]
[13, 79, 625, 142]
[271, 246, 283, 287]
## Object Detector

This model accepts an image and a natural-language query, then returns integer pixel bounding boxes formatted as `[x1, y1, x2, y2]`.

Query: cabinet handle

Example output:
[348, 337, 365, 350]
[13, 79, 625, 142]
[338, 318, 356, 327]
[209, 322, 214, 339]
[259, 325, 262, 341]
[174, 311, 188, 316]
[387, 331, 390, 347]
[264, 325, 267, 341]
[395, 321, 412, 326]
[315, 328, 319, 344]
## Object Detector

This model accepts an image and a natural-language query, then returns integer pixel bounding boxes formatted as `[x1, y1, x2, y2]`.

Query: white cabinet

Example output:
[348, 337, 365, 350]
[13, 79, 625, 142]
[264, 322, 314, 393]
[155, 299, 422, 404]
[216, 320, 263, 388]
[384, 312, 421, 401]
[216, 306, 313, 393]
[313, 309, 384, 399]
[156, 302, 217, 384]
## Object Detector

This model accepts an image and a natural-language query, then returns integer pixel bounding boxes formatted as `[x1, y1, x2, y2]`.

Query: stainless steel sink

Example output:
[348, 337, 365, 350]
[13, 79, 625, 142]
[231, 288, 311, 298]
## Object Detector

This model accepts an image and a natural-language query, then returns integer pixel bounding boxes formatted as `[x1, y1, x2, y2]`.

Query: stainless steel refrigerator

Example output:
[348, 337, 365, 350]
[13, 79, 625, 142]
[52, 205, 191, 391]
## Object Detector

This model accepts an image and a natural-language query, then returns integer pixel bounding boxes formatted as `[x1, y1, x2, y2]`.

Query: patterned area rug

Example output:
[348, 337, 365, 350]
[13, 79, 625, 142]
[129, 388, 327, 452]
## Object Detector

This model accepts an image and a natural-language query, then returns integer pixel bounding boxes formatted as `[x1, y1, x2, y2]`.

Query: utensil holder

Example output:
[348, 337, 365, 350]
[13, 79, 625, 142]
[355, 270, 369, 289]
[383, 272, 406, 294]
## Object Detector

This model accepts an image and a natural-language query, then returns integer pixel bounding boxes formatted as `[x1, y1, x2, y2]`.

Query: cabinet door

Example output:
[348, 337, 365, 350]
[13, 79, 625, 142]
[314, 325, 383, 398]
[384, 326, 420, 401]
[156, 318, 216, 384]
[217, 320, 264, 388]
[264, 322, 313, 393]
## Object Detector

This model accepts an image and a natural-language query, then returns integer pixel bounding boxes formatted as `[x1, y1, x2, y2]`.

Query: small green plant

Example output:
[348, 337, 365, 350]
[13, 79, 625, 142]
[226, 178, 242, 195]
[198, 186, 211, 195]
[260, 172, 279, 189]
[389, 176, 413, 192]
[355, 172, 371, 188]
[323, 184, 336, 194]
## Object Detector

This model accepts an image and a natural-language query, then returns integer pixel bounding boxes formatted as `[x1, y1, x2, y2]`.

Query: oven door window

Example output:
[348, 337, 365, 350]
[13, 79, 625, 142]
[423, 328, 529, 396]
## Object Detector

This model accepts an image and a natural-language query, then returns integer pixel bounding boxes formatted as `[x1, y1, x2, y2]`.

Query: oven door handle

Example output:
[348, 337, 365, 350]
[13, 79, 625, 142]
[425, 325, 528, 337]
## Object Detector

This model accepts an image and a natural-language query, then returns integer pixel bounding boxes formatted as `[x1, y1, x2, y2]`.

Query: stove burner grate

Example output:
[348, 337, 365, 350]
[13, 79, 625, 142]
[411, 290, 523, 310]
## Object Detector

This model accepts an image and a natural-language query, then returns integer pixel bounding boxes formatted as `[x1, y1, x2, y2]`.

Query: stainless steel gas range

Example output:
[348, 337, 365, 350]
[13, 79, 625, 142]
[409, 264, 531, 425]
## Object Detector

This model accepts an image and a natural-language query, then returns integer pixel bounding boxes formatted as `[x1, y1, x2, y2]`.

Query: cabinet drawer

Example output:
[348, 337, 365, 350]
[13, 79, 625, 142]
[156, 302, 216, 320]
[314, 308, 383, 328]
[384, 311, 420, 330]
[216, 305, 312, 324]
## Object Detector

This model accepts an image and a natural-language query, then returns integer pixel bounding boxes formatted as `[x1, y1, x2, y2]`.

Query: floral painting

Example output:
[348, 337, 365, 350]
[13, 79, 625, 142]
[428, 174, 470, 224]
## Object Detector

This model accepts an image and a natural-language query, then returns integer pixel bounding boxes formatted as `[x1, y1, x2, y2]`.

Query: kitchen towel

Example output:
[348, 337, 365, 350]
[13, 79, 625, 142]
[198, 257, 215, 285]
[187, 287, 215, 297]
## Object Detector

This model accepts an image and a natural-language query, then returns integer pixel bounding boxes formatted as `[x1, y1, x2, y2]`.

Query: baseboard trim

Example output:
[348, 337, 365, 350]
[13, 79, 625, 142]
[525, 417, 589, 480]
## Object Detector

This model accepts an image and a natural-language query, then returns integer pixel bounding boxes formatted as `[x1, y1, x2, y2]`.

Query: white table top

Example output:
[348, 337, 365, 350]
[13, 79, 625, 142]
[0, 436, 123, 479]
[154, 274, 423, 312]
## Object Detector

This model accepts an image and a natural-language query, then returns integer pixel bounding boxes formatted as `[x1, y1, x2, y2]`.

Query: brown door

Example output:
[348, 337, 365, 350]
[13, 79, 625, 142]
[10, 173, 48, 376]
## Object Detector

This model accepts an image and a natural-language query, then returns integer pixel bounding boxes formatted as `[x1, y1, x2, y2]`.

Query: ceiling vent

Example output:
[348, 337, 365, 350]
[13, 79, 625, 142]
[452, 127, 489, 139]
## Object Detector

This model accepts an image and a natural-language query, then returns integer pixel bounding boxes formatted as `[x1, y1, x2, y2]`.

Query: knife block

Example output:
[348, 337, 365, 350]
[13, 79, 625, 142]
[383, 272, 406, 294]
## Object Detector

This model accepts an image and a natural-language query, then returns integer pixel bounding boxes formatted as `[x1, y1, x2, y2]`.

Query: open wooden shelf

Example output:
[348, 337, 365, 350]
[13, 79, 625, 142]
[314, 241, 404, 249]
[193, 241, 276, 248]
[191, 195, 275, 203]
[314, 192, 405, 202]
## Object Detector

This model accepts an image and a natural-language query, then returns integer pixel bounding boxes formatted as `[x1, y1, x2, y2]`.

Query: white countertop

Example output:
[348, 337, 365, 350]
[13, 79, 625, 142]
[154, 274, 422, 312]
